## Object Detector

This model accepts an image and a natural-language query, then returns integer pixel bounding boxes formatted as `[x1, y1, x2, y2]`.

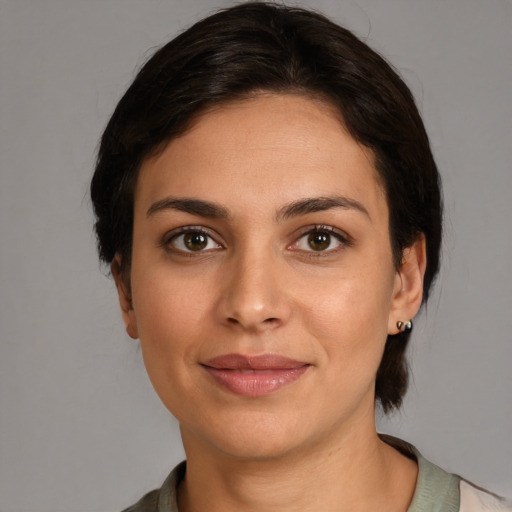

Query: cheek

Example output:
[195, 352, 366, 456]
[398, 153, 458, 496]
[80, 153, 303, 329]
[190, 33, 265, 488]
[129, 268, 213, 383]
[132, 262, 211, 330]
[299, 265, 394, 367]
[129, 273, 217, 420]
[303, 264, 393, 327]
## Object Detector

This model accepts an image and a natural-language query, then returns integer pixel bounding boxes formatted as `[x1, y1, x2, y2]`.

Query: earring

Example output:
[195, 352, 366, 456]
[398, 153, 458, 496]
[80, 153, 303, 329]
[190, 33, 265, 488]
[397, 320, 412, 332]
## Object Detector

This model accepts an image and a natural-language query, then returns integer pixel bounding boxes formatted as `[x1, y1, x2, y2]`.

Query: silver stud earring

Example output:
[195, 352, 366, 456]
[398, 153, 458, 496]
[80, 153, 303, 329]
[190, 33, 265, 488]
[397, 320, 412, 332]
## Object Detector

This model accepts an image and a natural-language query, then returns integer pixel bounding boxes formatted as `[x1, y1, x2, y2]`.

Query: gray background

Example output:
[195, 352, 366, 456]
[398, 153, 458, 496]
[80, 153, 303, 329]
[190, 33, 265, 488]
[1, 1, 511, 511]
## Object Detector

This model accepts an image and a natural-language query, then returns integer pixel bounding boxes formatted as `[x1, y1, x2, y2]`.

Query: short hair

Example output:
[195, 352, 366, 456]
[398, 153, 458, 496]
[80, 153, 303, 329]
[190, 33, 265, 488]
[91, 1, 443, 413]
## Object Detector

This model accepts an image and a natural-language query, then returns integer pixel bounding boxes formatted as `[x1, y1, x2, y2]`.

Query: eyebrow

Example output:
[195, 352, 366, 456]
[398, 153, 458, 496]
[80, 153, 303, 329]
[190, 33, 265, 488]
[276, 196, 370, 221]
[146, 195, 370, 221]
[146, 197, 229, 219]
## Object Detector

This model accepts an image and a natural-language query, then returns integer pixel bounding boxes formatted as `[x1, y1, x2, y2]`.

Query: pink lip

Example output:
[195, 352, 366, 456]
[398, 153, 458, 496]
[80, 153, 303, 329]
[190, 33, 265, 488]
[201, 354, 310, 397]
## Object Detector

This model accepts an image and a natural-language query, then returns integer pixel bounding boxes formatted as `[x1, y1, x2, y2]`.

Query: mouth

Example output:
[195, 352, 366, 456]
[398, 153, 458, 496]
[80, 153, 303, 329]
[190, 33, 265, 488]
[201, 353, 310, 397]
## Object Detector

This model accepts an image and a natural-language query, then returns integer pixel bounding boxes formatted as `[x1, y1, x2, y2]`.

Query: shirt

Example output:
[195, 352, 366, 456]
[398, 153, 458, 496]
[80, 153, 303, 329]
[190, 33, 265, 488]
[121, 438, 511, 512]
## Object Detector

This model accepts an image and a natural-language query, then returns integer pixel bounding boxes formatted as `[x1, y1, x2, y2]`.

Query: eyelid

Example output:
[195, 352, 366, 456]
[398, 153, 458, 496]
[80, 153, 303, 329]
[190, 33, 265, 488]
[159, 224, 352, 255]
[288, 224, 353, 253]
[160, 225, 224, 254]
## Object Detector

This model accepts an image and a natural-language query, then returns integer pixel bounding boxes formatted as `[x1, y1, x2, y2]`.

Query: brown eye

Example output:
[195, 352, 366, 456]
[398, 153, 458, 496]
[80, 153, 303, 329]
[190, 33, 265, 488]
[292, 226, 348, 254]
[167, 229, 221, 253]
[184, 232, 208, 251]
[307, 231, 331, 251]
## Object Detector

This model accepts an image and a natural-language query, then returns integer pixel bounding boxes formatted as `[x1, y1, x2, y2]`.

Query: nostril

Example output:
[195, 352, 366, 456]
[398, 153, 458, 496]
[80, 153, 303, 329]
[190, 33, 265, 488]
[225, 316, 279, 328]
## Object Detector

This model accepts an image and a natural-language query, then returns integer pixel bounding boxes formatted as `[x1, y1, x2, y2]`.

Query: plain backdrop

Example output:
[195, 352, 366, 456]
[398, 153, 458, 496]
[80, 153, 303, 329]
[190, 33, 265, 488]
[1, 1, 511, 511]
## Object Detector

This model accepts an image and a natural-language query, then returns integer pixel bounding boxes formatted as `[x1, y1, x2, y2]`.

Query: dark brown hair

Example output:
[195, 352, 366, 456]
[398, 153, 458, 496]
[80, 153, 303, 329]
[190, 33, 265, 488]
[91, 2, 442, 412]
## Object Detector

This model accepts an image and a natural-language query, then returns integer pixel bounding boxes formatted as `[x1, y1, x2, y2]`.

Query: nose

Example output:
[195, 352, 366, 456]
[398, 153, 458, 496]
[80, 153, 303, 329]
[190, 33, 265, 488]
[217, 250, 292, 332]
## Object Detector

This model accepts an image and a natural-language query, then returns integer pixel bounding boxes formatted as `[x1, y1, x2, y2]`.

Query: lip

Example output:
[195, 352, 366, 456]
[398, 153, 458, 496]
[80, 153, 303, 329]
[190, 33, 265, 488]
[201, 353, 310, 397]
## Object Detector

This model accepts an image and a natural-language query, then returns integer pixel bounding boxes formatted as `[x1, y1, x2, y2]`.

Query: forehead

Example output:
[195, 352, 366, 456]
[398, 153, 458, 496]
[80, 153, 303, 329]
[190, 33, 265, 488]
[135, 94, 386, 219]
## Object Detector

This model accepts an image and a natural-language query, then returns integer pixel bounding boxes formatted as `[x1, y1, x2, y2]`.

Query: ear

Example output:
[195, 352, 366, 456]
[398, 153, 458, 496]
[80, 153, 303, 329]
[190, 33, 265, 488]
[111, 254, 139, 339]
[388, 235, 427, 335]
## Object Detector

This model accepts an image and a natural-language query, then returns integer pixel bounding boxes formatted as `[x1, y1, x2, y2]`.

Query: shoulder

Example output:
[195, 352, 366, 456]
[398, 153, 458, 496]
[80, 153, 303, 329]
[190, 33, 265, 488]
[381, 435, 511, 512]
[121, 489, 159, 512]
[459, 480, 512, 512]
[411, 443, 512, 512]
[120, 461, 185, 512]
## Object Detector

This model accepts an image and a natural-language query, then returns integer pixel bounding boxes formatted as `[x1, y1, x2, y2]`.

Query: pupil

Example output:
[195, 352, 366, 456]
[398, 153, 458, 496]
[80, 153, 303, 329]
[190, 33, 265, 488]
[185, 233, 207, 251]
[308, 232, 330, 251]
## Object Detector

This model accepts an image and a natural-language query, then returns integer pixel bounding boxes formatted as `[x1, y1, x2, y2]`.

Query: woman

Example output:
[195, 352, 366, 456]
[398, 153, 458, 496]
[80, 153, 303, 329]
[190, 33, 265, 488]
[91, 3, 510, 511]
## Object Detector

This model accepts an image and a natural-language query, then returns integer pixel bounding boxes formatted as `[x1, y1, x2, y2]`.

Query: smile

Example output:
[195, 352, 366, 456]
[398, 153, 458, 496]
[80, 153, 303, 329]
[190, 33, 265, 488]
[201, 353, 310, 397]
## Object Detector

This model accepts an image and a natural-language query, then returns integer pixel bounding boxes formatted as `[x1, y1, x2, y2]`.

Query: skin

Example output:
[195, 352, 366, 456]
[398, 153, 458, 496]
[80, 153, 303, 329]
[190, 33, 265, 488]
[113, 94, 426, 512]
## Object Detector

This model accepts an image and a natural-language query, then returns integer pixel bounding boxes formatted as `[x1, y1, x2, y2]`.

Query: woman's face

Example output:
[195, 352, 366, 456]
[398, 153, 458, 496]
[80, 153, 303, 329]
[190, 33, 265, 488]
[115, 94, 424, 460]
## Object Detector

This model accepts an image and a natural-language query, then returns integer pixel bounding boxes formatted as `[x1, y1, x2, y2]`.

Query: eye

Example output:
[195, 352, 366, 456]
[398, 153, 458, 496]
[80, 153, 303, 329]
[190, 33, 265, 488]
[165, 228, 221, 253]
[293, 227, 349, 253]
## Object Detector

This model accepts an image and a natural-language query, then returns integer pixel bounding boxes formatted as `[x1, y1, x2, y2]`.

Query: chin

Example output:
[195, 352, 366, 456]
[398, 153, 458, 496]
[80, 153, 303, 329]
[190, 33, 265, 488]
[216, 431, 309, 462]
[181, 409, 336, 462]
[182, 407, 317, 462]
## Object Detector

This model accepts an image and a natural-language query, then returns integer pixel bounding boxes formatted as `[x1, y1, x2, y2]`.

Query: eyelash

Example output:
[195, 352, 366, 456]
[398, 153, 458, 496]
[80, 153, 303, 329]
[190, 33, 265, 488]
[161, 226, 222, 256]
[291, 225, 352, 257]
[160, 225, 352, 257]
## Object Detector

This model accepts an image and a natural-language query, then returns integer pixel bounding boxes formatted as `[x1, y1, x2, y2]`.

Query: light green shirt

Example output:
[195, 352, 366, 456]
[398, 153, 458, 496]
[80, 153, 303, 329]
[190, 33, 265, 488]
[122, 438, 509, 512]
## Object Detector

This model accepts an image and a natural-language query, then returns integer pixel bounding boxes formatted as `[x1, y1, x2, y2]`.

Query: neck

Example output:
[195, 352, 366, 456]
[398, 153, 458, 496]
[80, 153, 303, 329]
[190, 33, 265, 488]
[177, 410, 417, 512]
